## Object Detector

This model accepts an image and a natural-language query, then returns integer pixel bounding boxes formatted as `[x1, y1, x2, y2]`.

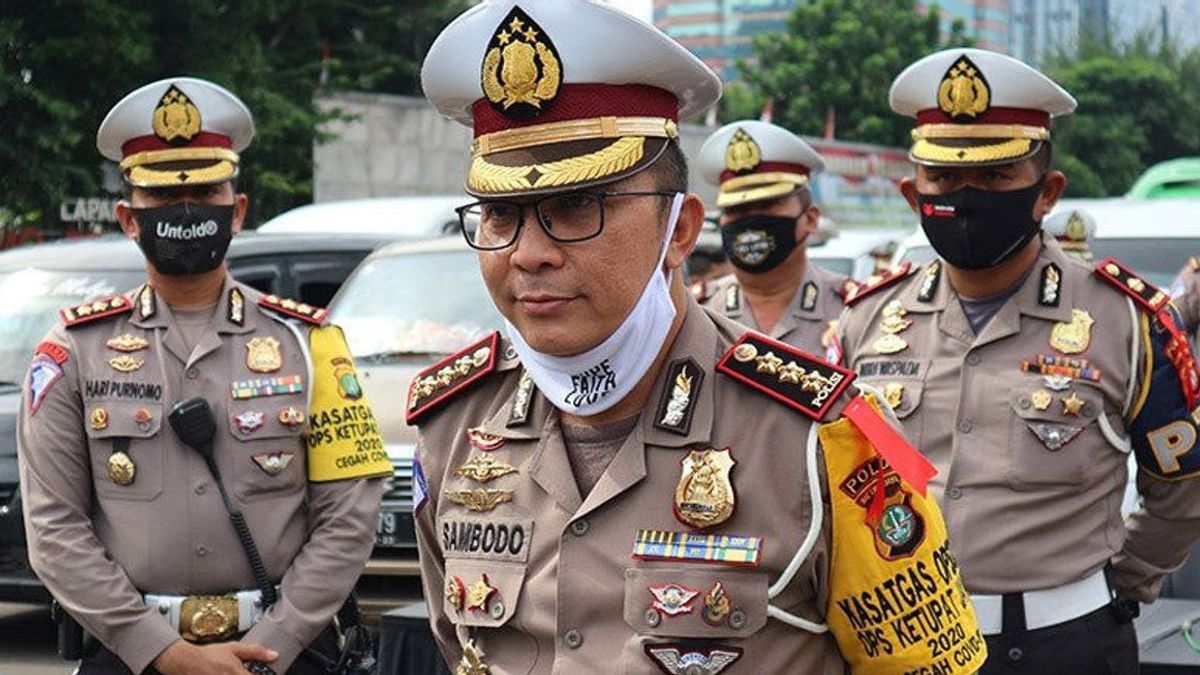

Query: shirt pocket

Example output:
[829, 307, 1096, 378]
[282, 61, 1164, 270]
[1006, 386, 1104, 490]
[621, 567, 766, 674]
[443, 559, 527, 628]
[86, 401, 164, 502]
[227, 398, 307, 502]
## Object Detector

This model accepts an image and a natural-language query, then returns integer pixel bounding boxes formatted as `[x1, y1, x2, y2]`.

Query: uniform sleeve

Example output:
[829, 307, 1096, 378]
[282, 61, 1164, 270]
[1112, 305, 1200, 602]
[244, 325, 386, 670]
[414, 434, 460, 668]
[18, 325, 180, 674]
[1168, 264, 1200, 334]
[243, 476, 385, 670]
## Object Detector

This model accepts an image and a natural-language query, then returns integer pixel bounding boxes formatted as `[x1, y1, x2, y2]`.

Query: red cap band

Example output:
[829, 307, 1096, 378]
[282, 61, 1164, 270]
[720, 161, 811, 184]
[915, 106, 1051, 129]
[121, 131, 233, 158]
[472, 83, 679, 138]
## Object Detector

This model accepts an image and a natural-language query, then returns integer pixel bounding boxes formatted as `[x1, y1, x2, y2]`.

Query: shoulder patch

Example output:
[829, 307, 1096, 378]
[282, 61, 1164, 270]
[258, 294, 329, 325]
[406, 332, 501, 425]
[1095, 257, 1170, 313]
[836, 278, 858, 302]
[60, 294, 132, 328]
[717, 332, 856, 420]
[844, 263, 915, 306]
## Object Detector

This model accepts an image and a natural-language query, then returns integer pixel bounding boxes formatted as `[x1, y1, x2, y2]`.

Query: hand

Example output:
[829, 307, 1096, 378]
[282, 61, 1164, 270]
[153, 639, 278, 675]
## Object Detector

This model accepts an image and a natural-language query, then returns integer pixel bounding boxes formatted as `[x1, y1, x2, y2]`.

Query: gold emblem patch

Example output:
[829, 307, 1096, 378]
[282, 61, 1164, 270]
[454, 454, 518, 483]
[108, 355, 144, 373]
[445, 488, 514, 512]
[107, 451, 136, 486]
[152, 85, 203, 145]
[674, 448, 736, 530]
[106, 333, 149, 353]
[724, 128, 762, 174]
[1050, 309, 1094, 355]
[246, 337, 282, 373]
[937, 56, 990, 120]
[481, 7, 562, 120]
[883, 382, 905, 410]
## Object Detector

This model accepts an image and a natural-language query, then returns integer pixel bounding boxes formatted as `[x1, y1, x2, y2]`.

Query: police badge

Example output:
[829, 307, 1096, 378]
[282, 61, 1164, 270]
[674, 448, 736, 530]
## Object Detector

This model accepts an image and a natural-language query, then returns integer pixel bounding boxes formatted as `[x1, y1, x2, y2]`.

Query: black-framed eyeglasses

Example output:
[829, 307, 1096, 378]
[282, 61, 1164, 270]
[455, 190, 676, 251]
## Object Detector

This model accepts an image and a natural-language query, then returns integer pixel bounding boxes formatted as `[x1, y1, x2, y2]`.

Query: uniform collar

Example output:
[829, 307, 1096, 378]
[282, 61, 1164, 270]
[475, 297, 717, 450]
[129, 275, 257, 335]
[902, 232, 1074, 323]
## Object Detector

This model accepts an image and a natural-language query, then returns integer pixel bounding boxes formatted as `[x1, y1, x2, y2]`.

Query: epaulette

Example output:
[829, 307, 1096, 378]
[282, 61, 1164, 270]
[716, 332, 856, 421]
[843, 263, 914, 306]
[1190, 255, 1200, 272]
[258, 294, 329, 325]
[60, 294, 132, 328]
[836, 278, 858, 301]
[406, 332, 501, 425]
[1095, 257, 1170, 314]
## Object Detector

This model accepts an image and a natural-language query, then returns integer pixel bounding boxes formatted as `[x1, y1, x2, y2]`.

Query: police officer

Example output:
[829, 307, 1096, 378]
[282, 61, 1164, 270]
[696, 122, 851, 356]
[1043, 208, 1095, 263]
[412, 3, 985, 674]
[18, 78, 390, 675]
[838, 48, 1200, 673]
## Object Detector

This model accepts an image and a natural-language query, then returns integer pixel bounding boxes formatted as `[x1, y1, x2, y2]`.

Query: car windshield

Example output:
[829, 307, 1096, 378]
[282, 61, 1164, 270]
[0, 268, 146, 383]
[902, 238, 1200, 288]
[331, 250, 504, 358]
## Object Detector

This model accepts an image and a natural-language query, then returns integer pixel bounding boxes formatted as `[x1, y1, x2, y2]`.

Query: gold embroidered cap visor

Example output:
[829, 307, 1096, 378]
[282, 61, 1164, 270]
[121, 152, 241, 188]
[716, 172, 809, 208]
[467, 133, 675, 198]
[909, 134, 1047, 168]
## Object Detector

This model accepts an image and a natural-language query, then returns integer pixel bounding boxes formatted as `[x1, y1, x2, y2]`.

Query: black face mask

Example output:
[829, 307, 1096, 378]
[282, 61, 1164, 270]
[720, 214, 803, 273]
[132, 202, 234, 276]
[916, 180, 1045, 271]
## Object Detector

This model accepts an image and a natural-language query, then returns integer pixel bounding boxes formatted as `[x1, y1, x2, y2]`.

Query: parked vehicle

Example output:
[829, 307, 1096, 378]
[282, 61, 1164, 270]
[1127, 158, 1200, 199]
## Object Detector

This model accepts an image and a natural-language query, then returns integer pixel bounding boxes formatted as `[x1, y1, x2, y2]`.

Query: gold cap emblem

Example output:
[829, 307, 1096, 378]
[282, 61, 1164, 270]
[937, 56, 990, 121]
[481, 7, 562, 120]
[1065, 212, 1088, 241]
[152, 85, 203, 145]
[724, 128, 762, 174]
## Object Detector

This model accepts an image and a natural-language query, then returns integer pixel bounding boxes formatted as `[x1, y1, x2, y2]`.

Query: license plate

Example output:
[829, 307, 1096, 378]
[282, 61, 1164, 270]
[375, 508, 414, 548]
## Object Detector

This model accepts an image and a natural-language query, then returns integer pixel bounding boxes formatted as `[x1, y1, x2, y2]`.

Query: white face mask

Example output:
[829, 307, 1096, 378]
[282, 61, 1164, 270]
[504, 192, 685, 416]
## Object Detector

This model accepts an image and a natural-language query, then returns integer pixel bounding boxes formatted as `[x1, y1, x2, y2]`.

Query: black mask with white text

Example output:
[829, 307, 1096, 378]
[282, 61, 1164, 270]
[916, 181, 1045, 271]
[132, 202, 234, 276]
[720, 214, 803, 272]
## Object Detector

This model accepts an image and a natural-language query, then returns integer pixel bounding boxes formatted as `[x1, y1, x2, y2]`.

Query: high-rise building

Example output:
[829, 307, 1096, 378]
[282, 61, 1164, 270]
[653, 0, 1013, 80]
[1009, 0, 1080, 64]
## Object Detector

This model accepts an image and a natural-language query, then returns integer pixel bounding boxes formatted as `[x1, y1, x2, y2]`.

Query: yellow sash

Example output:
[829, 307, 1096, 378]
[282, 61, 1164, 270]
[306, 326, 392, 482]
[820, 407, 986, 674]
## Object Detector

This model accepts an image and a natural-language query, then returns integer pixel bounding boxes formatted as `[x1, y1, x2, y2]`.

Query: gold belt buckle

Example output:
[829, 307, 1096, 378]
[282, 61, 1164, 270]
[179, 595, 239, 642]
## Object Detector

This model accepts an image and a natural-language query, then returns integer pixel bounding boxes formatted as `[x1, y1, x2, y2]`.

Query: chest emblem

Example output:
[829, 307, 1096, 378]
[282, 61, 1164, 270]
[674, 448, 736, 530]
[108, 355, 144, 373]
[106, 333, 150, 353]
[1049, 309, 1094, 355]
[245, 337, 283, 373]
[454, 454, 518, 483]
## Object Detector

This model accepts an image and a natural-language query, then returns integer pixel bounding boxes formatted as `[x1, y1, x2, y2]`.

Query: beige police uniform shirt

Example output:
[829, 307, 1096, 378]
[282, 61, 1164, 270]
[18, 276, 384, 673]
[839, 235, 1200, 600]
[702, 263, 848, 356]
[1170, 258, 1200, 333]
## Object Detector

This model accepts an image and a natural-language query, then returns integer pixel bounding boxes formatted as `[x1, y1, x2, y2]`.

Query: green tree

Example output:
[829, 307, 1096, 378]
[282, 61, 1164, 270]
[0, 0, 468, 231]
[728, 0, 970, 146]
[1046, 35, 1200, 197]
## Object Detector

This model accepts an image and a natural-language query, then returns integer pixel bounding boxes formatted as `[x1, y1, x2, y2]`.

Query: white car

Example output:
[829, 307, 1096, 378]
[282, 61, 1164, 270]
[892, 197, 1200, 287]
[258, 195, 465, 238]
